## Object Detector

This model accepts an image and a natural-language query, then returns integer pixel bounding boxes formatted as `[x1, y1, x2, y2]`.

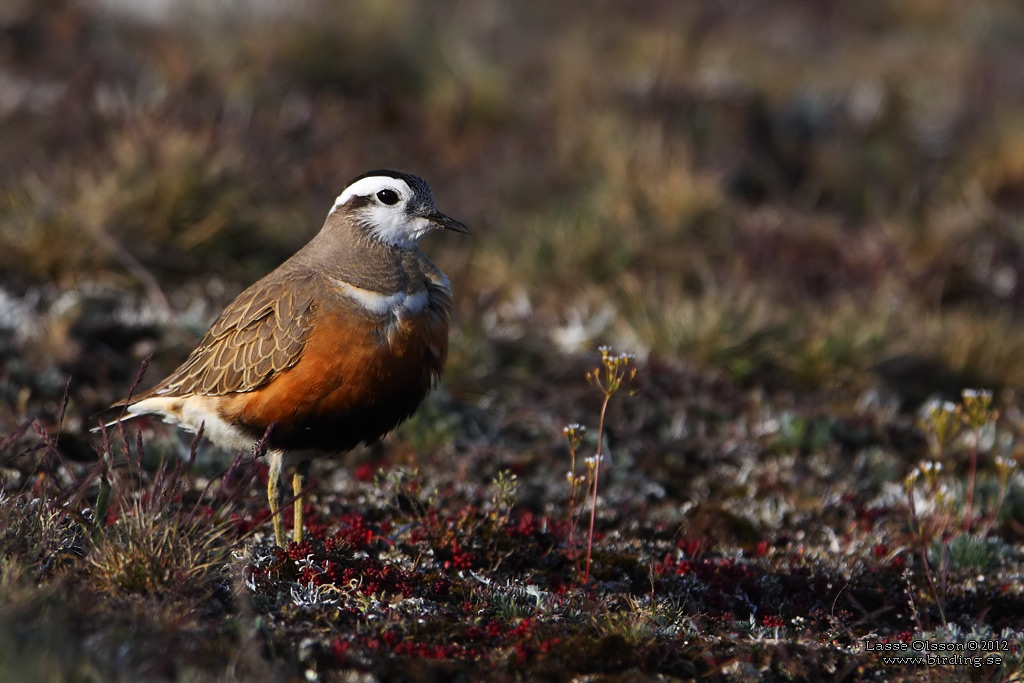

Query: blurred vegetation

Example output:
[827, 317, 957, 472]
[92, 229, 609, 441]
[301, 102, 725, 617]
[2, 0, 1024, 402]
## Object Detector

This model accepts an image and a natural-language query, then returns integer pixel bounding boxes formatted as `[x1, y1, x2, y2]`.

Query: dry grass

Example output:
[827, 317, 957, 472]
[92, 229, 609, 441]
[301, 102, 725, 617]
[87, 479, 235, 600]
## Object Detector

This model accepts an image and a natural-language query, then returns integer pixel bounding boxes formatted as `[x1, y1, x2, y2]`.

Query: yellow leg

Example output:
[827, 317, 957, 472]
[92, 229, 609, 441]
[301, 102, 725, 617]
[292, 460, 310, 543]
[267, 450, 286, 547]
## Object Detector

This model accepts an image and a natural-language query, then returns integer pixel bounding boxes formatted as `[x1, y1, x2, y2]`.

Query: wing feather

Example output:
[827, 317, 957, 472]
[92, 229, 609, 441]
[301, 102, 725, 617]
[149, 271, 315, 397]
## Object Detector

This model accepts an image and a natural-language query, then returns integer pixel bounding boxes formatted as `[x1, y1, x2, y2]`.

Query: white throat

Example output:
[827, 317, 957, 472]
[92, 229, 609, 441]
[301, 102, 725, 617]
[362, 211, 432, 248]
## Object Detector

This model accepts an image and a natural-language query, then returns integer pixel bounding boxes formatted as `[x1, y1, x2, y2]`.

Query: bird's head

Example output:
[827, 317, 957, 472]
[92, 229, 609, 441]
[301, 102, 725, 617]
[329, 170, 470, 249]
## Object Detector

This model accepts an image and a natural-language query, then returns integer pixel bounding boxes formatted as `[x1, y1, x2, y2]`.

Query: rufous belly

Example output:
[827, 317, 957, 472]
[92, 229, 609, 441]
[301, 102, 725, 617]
[216, 306, 448, 453]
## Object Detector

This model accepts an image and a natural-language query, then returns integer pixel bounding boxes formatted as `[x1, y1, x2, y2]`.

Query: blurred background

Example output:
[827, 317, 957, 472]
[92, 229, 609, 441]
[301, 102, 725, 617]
[3, 0, 1024, 423]
[4, 4, 1024, 678]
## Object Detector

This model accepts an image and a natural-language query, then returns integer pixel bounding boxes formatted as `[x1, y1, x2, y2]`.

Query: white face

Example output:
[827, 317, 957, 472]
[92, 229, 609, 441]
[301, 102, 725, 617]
[330, 175, 433, 248]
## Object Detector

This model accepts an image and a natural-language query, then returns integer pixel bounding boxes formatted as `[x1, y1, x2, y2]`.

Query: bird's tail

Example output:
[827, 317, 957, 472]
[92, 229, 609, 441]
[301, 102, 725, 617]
[88, 403, 146, 433]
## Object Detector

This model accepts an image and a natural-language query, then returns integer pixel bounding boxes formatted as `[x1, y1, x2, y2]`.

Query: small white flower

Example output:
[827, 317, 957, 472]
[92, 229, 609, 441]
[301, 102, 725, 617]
[962, 389, 991, 400]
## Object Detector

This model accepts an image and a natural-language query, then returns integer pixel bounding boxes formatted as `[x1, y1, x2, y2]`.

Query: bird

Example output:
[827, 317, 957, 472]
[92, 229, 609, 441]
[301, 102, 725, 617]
[103, 170, 469, 547]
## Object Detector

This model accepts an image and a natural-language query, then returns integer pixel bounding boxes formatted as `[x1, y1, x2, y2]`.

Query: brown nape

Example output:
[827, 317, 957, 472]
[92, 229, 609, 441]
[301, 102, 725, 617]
[217, 303, 449, 453]
[290, 210, 417, 294]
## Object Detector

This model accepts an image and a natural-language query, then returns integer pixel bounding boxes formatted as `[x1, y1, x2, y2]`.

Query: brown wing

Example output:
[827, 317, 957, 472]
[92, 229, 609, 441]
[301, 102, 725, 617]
[145, 271, 315, 398]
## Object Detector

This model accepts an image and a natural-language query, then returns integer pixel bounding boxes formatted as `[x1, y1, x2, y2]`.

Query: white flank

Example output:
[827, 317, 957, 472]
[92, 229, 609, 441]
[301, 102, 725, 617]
[330, 278, 430, 317]
[128, 395, 256, 452]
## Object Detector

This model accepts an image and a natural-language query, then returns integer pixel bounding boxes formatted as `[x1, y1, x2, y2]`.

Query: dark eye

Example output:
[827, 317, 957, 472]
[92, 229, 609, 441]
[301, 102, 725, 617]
[376, 189, 400, 205]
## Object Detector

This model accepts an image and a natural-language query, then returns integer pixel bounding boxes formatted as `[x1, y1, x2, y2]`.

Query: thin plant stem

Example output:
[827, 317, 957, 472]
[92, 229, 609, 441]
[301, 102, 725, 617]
[568, 346, 635, 586]
[963, 427, 978, 533]
[563, 423, 587, 569]
[906, 472, 947, 629]
[568, 478, 575, 546]
[567, 443, 578, 558]
[584, 394, 610, 584]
